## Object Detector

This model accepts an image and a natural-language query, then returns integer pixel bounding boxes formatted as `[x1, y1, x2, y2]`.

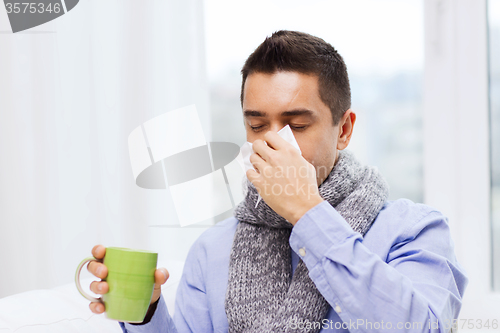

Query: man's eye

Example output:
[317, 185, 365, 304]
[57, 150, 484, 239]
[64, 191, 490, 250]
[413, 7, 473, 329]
[250, 125, 265, 131]
[290, 125, 308, 131]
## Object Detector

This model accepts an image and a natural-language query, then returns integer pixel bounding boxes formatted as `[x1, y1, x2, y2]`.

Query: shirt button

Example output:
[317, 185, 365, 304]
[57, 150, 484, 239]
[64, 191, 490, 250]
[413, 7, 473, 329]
[298, 247, 306, 257]
[334, 304, 342, 313]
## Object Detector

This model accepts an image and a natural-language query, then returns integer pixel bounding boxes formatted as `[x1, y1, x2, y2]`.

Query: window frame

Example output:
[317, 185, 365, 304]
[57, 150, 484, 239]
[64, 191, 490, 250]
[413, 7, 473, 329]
[423, 0, 500, 321]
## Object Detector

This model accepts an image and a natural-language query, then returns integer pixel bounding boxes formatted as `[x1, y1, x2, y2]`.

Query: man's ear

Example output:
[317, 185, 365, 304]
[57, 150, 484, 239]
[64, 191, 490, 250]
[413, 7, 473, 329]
[337, 109, 356, 150]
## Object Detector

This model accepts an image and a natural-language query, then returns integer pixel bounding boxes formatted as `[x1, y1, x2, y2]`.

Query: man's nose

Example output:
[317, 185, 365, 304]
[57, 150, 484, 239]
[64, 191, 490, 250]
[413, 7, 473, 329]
[269, 123, 283, 133]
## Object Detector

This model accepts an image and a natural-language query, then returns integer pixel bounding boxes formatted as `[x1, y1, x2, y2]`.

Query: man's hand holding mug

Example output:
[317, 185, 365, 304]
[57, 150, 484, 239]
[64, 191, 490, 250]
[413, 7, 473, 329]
[75, 245, 169, 323]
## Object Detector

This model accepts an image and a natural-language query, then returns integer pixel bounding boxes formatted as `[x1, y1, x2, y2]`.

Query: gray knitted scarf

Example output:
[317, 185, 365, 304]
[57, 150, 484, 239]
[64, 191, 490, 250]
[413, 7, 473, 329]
[225, 150, 389, 333]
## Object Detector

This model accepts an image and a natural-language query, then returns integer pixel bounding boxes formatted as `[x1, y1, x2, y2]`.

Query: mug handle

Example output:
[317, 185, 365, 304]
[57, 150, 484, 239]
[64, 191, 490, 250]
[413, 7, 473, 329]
[75, 257, 102, 303]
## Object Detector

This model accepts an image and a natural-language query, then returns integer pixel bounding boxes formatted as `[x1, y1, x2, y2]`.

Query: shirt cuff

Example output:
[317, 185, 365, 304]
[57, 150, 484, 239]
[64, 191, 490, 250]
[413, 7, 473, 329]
[289, 200, 361, 269]
[120, 294, 172, 333]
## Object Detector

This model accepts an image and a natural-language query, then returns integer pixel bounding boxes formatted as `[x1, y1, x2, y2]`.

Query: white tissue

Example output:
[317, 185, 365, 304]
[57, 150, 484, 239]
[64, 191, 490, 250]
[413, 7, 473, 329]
[238, 125, 302, 208]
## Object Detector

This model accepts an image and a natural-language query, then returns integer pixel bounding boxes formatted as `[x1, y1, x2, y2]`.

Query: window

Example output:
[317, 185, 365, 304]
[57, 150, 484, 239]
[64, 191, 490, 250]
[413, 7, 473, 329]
[489, 0, 500, 291]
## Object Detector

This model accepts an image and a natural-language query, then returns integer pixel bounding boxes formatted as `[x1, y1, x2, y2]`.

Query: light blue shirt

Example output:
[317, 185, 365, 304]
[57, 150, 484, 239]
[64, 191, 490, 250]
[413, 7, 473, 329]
[120, 199, 468, 332]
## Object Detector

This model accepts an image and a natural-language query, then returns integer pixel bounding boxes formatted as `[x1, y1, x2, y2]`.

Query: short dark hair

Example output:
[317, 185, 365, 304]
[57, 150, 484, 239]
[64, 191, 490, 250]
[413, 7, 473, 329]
[240, 30, 351, 124]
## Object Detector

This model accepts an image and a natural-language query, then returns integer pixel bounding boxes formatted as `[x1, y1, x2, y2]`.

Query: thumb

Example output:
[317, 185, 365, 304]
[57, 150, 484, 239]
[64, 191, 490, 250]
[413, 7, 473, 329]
[151, 268, 169, 304]
[155, 268, 169, 285]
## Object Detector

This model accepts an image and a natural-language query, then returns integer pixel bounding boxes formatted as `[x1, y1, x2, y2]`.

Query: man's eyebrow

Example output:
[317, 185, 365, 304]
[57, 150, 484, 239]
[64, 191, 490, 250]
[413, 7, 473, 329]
[280, 109, 315, 117]
[243, 109, 315, 117]
[243, 110, 267, 117]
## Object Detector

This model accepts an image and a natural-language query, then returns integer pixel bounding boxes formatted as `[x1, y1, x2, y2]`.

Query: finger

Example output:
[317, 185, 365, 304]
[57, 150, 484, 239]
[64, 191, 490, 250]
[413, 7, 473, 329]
[249, 152, 266, 173]
[263, 131, 289, 150]
[252, 139, 274, 161]
[89, 301, 105, 314]
[246, 169, 263, 192]
[154, 268, 169, 285]
[91, 245, 106, 260]
[87, 261, 108, 279]
[90, 281, 109, 294]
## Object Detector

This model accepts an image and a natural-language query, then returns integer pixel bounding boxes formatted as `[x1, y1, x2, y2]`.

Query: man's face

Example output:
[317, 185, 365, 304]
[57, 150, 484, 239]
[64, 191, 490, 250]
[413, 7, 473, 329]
[242, 71, 348, 185]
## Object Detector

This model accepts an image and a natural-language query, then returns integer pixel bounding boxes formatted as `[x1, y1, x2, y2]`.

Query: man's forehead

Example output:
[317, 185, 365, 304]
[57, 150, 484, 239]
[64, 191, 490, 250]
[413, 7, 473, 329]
[242, 71, 331, 121]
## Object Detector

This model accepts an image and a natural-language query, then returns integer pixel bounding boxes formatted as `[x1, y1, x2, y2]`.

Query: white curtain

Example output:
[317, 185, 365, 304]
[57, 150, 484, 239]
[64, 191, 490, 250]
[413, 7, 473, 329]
[0, 0, 209, 298]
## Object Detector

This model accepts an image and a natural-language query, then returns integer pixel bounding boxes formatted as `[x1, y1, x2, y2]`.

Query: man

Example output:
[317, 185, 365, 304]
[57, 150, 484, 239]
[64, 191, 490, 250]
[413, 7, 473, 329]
[88, 30, 467, 332]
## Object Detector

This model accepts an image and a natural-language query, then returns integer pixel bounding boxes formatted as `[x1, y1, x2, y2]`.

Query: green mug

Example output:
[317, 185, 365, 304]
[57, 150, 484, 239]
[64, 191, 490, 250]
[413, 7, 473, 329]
[75, 247, 158, 323]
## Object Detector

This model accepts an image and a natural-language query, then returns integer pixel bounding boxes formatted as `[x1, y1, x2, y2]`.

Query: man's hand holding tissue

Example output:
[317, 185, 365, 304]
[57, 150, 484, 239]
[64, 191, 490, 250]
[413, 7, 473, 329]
[247, 130, 324, 225]
[87, 245, 169, 316]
